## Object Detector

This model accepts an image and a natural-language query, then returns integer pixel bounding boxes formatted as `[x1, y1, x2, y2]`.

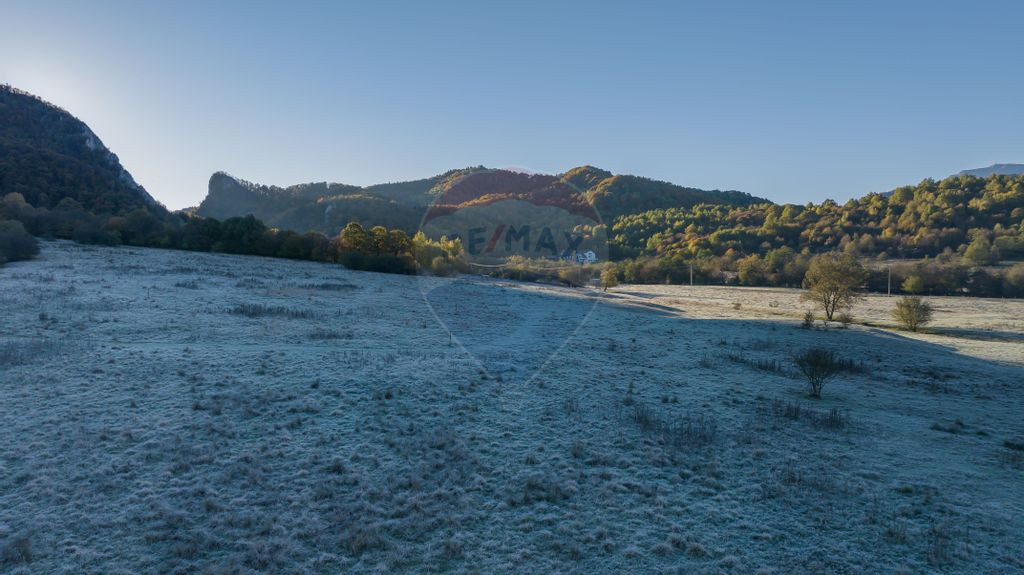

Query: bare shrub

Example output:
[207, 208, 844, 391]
[892, 296, 934, 332]
[837, 311, 853, 328]
[794, 347, 841, 398]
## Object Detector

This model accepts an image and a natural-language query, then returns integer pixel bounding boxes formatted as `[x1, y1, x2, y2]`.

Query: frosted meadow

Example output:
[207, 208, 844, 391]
[1, 241, 1022, 573]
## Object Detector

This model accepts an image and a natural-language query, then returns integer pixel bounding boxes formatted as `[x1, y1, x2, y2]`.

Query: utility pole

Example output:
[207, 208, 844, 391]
[689, 264, 694, 286]
[887, 265, 891, 296]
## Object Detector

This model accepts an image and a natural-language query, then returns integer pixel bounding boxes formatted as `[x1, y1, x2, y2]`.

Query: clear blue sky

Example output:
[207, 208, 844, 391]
[3, 0, 1023, 210]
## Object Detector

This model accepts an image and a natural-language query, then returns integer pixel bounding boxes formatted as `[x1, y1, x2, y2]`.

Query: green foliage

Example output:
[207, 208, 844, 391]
[964, 233, 997, 265]
[410, 232, 466, 275]
[901, 275, 926, 294]
[737, 254, 766, 285]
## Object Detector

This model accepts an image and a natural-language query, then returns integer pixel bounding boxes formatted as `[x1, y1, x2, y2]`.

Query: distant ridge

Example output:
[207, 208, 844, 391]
[874, 163, 1024, 197]
[957, 163, 1024, 178]
[195, 167, 768, 235]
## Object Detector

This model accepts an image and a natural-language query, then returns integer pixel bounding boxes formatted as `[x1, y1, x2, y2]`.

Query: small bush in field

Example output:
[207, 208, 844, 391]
[801, 310, 814, 329]
[837, 311, 853, 328]
[892, 296, 934, 332]
[794, 347, 841, 398]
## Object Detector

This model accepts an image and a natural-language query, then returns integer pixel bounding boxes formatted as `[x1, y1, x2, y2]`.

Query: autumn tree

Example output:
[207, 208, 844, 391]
[600, 267, 619, 291]
[368, 225, 389, 255]
[335, 222, 369, 254]
[801, 253, 866, 321]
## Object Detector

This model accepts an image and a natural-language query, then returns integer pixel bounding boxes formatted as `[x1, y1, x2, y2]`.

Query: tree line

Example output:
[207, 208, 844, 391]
[0, 192, 465, 275]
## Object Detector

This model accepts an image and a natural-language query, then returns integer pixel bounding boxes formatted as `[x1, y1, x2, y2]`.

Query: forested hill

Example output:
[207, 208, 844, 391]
[611, 173, 1024, 263]
[0, 84, 160, 214]
[194, 166, 767, 235]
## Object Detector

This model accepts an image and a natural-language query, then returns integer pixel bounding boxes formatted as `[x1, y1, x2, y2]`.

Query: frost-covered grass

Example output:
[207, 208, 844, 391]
[0, 241, 1023, 573]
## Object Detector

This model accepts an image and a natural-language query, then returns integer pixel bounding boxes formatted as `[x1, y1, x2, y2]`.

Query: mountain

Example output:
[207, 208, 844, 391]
[957, 163, 1024, 178]
[196, 170, 477, 233]
[195, 166, 767, 235]
[0, 84, 160, 214]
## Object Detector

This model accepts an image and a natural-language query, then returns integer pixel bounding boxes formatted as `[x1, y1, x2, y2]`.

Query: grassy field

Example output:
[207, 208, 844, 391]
[1, 241, 1022, 573]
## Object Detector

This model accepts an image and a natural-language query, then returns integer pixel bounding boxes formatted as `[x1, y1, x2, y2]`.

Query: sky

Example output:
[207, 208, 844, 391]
[2, 0, 1023, 210]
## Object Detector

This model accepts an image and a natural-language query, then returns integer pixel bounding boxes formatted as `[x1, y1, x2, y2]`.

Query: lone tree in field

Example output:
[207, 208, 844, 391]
[892, 296, 934, 332]
[801, 253, 866, 322]
[794, 347, 841, 398]
[600, 267, 619, 292]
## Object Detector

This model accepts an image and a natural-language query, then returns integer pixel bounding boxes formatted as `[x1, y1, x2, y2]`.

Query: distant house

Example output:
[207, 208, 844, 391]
[560, 250, 598, 264]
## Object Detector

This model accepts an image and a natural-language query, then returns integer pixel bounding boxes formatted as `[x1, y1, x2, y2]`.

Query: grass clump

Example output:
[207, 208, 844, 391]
[228, 303, 319, 319]
[631, 403, 717, 448]
[764, 399, 848, 429]
[307, 328, 353, 340]
[300, 282, 358, 291]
